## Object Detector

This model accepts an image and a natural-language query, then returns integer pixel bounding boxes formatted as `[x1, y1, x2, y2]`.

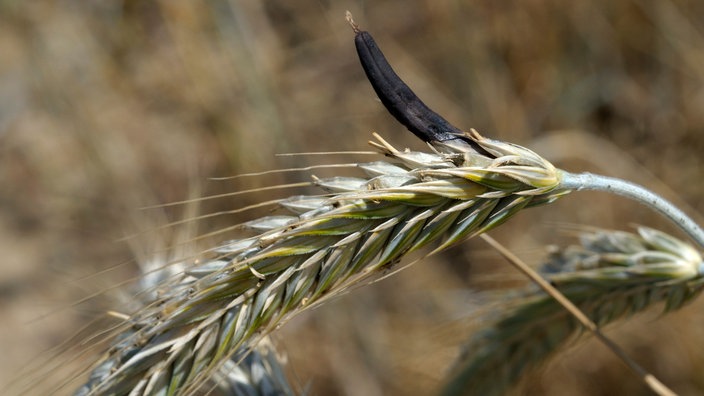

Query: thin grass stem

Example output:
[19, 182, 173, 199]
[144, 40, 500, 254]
[560, 171, 704, 249]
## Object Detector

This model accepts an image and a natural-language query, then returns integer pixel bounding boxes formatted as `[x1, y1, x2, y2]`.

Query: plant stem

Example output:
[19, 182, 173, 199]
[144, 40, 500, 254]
[560, 171, 704, 250]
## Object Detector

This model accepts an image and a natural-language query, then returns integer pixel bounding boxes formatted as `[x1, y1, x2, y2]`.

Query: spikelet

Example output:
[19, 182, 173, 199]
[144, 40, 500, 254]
[76, 131, 564, 395]
[73, 215, 296, 396]
[443, 227, 704, 396]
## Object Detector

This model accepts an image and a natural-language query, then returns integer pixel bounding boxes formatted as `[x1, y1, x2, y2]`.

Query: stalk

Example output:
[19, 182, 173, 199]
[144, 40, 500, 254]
[560, 172, 704, 249]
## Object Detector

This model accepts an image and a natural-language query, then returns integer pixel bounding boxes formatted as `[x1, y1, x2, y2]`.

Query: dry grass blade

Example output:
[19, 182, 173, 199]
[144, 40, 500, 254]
[443, 227, 704, 396]
[76, 131, 565, 395]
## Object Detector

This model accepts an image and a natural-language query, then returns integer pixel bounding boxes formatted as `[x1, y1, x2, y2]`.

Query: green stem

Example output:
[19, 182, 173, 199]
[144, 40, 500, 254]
[560, 171, 704, 249]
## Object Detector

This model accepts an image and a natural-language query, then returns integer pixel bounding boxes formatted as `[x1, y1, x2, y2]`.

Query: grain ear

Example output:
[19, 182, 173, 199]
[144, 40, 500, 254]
[444, 227, 704, 396]
[76, 132, 564, 395]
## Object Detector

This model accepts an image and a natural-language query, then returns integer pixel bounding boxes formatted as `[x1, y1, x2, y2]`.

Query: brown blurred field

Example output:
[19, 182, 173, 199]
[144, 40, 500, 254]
[2, 1, 704, 395]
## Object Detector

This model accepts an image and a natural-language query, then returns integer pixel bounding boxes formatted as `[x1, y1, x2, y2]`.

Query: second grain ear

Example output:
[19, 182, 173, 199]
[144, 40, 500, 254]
[353, 29, 479, 151]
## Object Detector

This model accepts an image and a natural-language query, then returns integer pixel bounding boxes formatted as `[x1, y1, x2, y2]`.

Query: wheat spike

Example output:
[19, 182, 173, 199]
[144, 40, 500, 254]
[76, 130, 564, 395]
[443, 227, 704, 396]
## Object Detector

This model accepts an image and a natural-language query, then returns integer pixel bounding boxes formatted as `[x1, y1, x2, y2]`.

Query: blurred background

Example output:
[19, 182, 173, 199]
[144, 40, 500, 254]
[1, 1, 704, 395]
